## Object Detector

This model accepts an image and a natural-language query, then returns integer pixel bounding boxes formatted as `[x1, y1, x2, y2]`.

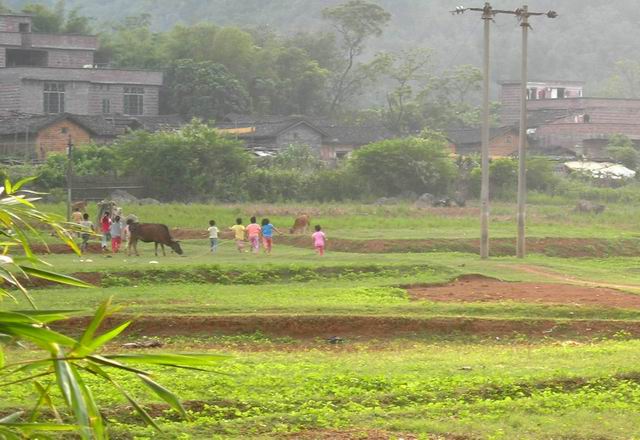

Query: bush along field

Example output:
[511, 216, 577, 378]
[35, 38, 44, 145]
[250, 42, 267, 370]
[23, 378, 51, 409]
[5, 199, 640, 439]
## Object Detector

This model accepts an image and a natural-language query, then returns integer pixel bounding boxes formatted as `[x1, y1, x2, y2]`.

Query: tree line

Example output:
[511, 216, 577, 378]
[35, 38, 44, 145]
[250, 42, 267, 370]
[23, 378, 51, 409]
[2, 0, 491, 134]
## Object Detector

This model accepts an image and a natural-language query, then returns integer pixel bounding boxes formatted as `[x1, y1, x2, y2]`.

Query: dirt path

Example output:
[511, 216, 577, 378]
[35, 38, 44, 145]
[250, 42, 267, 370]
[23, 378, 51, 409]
[408, 274, 640, 308]
[511, 264, 640, 292]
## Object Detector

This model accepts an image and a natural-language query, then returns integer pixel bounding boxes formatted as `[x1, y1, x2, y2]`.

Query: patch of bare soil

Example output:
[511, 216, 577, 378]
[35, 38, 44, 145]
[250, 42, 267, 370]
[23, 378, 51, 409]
[408, 277, 640, 309]
[53, 314, 640, 340]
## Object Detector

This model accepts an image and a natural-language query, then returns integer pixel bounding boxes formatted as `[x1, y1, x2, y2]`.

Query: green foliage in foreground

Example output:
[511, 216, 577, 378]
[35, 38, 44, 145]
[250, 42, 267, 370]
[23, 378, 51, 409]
[0, 180, 222, 439]
[6, 340, 640, 439]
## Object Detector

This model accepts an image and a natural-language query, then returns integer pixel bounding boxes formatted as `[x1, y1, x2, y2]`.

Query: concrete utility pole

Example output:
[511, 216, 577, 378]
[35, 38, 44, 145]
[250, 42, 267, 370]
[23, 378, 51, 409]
[66, 136, 73, 222]
[452, 3, 556, 259]
[515, 5, 557, 258]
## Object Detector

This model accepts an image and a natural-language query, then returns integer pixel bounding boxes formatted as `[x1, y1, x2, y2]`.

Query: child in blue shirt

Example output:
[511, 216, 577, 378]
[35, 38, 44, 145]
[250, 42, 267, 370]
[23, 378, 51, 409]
[260, 218, 281, 255]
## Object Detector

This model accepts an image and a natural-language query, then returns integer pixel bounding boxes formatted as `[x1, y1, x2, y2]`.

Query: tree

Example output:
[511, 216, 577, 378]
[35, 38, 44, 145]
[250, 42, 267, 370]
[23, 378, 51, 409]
[115, 120, 253, 201]
[600, 59, 640, 98]
[0, 180, 224, 438]
[322, 0, 391, 112]
[607, 134, 640, 170]
[270, 47, 331, 115]
[63, 7, 93, 34]
[351, 131, 456, 196]
[102, 15, 166, 69]
[378, 48, 433, 134]
[162, 59, 250, 120]
[22, 2, 64, 33]
[163, 23, 219, 62]
[417, 64, 485, 130]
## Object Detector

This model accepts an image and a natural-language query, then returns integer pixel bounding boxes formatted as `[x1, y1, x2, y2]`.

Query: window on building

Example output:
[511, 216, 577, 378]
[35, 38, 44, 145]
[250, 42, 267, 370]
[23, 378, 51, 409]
[6, 49, 47, 67]
[102, 98, 111, 114]
[123, 87, 144, 115]
[61, 127, 68, 134]
[19, 23, 30, 33]
[43, 82, 65, 114]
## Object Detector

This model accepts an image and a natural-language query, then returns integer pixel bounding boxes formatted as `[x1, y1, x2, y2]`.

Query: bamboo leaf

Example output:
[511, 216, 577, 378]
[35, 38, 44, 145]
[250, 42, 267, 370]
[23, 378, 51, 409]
[138, 374, 187, 418]
[0, 411, 23, 424]
[0, 423, 77, 432]
[11, 177, 37, 192]
[0, 323, 76, 349]
[20, 267, 92, 288]
[106, 353, 228, 368]
[54, 358, 93, 439]
[75, 321, 131, 357]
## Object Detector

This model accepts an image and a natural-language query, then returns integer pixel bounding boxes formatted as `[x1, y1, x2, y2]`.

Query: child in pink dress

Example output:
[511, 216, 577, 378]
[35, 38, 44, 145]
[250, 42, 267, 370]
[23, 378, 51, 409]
[246, 216, 262, 254]
[312, 225, 326, 256]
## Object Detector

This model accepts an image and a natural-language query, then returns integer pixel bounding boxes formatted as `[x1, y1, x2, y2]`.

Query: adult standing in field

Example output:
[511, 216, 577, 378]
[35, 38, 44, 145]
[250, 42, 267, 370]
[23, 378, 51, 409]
[260, 218, 281, 255]
[110, 215, 124, 253]
[100, 211, 112, 251]
[312, 225, 326, 256]
[230, 218, 246, 253]
[71, 207, 83, 224]
[208, 220, 219, 253]
[246, 216, 262, 254]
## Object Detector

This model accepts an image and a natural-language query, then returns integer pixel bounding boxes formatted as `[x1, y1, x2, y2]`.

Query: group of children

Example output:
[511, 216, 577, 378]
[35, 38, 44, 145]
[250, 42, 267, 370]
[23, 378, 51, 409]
[72, 207, 129, 254]
[207, 216, 327, 256]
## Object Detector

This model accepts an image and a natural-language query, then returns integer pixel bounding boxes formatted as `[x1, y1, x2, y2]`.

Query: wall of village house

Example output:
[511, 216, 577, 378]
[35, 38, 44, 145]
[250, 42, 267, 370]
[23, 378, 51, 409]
[276, 125, 323, 150]
[0, 16, 31, 33]
[0, 47, 5, 67]
[0, 80, 20, 112]
[46, 49, 94, 68]
[534, 123, 640, 155]
[88, 85, 159, 116]
[20, 79, 90, 114]
[14, 80, 160, 116]
[455, 133, 519, 158]
[35, 120, 91, 159]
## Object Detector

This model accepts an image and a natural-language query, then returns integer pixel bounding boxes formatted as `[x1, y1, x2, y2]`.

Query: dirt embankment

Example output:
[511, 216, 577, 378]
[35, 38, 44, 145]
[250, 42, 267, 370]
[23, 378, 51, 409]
[53, 314, 640, 340]
[407, 274, 640, 309]
[29, 229, 640, 258]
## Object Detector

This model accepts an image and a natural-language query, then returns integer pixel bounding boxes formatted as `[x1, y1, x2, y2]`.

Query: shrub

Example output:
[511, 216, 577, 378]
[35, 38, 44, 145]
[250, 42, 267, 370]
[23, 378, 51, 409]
[351, 132, 456, 197]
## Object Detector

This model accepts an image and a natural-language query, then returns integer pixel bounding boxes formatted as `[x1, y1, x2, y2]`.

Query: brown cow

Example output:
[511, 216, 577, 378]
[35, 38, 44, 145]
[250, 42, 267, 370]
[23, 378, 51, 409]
[289, 214, 311, 234]
[127, 221, 183, 256]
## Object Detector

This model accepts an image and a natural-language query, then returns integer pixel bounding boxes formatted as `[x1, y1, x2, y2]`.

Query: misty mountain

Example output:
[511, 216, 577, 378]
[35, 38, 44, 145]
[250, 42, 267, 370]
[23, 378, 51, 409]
[5, 0, 639, 92]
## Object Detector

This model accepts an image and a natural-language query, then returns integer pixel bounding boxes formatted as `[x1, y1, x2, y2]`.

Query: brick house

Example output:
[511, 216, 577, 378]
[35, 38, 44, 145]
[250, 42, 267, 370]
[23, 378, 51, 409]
[217, 115, 395, 162]
[0, 13, 162, 117]
[0, 113, 184, 160]
[447, 126, 520, 158]
[500, 80, 640, 158]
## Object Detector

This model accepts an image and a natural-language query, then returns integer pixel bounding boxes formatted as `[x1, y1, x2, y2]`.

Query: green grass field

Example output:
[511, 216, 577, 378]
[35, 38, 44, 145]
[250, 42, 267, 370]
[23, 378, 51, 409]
[4, 201, 640, 439]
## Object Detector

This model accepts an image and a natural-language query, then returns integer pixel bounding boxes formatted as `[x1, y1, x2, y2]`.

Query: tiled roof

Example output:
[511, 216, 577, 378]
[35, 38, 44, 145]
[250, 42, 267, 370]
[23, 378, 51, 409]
[446, 126, 516, 145]
[219, 114, 396, 146]
[0, 113, 185, 137]
[0, 113, 121, 136]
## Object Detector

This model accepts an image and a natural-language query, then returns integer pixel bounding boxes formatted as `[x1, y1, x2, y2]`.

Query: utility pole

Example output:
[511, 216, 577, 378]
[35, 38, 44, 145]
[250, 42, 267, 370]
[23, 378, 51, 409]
[515, 5, 557, 258]
[452, 4, 556, 259]
[66, 136, 73, 222]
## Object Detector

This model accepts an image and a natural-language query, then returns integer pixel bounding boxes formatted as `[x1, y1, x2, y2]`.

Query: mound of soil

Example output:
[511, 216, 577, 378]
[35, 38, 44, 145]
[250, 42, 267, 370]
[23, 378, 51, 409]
[288, 430, 419, 440]
[408, 278, 640, 309]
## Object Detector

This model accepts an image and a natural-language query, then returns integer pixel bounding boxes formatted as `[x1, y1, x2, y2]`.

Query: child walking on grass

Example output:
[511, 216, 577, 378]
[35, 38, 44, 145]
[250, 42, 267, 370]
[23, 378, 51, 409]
[312, 224, 326, 256]
[80, 213, 94, 253]
[230, 218, 246, 252]
[208, 220, 219, 253]
[110, 215, 123, 253]
[260, 218, 281, 255]
[246, 216, 261, 254]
